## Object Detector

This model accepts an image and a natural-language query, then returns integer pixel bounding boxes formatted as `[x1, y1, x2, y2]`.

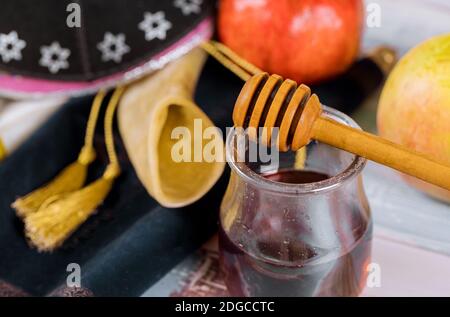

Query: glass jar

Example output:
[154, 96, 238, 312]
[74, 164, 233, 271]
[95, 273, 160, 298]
[219, 106, 372, 297]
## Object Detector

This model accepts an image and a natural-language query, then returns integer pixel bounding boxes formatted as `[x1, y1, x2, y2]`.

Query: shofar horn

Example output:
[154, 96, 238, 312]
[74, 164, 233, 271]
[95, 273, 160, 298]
[118, 48, 225, 208]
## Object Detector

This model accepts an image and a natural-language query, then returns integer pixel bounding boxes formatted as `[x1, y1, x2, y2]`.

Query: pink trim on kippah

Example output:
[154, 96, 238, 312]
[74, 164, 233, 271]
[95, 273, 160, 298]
[0, 18, 213, 98]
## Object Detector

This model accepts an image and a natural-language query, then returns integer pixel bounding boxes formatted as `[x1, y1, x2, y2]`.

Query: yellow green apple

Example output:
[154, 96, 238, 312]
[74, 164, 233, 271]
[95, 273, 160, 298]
[377, 33, 450, 202]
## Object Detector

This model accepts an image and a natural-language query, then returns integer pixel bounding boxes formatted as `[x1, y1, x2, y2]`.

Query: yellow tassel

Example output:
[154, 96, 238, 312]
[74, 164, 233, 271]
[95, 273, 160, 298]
[24, 87, 125, 252]
[12, 147, 95, 218]
[0, 137, 6, 161]
[11, 91, 106, 218]
[24, 164, 120, 252]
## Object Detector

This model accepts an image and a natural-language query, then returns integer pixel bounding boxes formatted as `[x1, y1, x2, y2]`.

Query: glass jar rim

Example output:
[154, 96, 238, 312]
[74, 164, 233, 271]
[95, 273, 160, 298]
[226, 106, 367, 195]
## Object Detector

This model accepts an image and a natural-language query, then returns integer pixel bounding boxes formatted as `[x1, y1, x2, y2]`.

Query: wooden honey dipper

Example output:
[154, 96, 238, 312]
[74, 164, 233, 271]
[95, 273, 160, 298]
[233, 72, 450, 191]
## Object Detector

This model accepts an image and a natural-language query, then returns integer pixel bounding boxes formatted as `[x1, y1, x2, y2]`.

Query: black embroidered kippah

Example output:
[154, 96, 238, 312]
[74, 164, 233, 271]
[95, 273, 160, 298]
[0, 0, 213, 95]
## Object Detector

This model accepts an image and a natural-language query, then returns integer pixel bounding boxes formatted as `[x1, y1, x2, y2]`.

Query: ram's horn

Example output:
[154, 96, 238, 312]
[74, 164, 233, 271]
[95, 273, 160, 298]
[118, 48, 225, 208]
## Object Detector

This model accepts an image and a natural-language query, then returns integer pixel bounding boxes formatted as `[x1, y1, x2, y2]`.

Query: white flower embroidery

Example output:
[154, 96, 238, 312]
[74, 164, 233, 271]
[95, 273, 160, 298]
[97, 32, 130, 63]
[174, 0, 202, 16]
[138, 11, 172, 41]
[39, 42, 70, 74]
[0, 31, 26, 63]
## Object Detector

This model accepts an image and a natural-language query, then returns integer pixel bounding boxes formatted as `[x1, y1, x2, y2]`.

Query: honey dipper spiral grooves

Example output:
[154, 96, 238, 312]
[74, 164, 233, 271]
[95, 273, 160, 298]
[233, 73, 450, 192]
[233, 72, 322, 151]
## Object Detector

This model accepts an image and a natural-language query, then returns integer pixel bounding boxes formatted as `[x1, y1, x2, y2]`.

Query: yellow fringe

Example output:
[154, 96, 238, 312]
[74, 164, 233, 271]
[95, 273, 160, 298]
[24, 165, 119, 252]
[13, 156, 89, 218]
[0, 137, 6, 161]
[12, 91, 106, 218]
[25, 87, 124, 252]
